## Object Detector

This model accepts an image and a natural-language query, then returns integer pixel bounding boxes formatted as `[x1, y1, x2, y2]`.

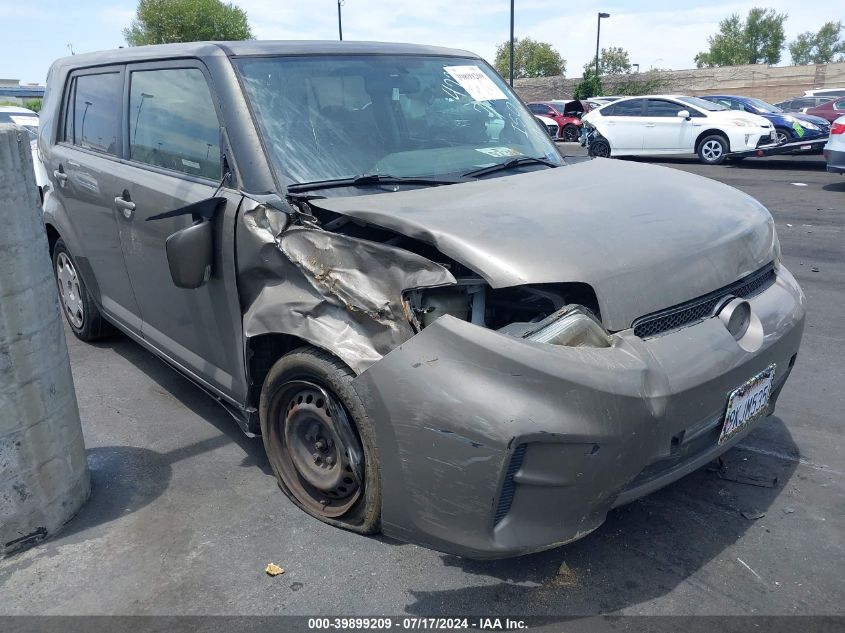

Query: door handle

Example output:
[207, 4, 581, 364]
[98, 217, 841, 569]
[53, 169, 68, 186]
[644, 124, 656, 128]
[114, 193, 136, 219]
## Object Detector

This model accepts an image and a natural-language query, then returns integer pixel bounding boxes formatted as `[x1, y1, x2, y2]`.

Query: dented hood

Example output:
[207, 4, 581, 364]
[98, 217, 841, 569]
[311, 159, 776, 330]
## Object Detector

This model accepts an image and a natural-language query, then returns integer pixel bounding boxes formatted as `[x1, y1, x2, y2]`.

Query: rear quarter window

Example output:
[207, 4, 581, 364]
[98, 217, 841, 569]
[63, 72, 122, 155]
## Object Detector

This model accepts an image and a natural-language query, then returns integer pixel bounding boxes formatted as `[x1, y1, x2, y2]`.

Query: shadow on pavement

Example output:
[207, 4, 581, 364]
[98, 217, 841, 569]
[822, 179, 845, 191]
[54, 333, 272, 539]
[404, 417, 798, 617]
[96, 333, 270, 475]
[622, 155, 828, 171]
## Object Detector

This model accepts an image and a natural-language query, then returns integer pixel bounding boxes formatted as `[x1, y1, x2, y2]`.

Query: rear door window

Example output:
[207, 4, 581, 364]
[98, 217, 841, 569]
[605, 99, 645, 116]
[64, 71, 123, 155]
[128, 67, 221, 180]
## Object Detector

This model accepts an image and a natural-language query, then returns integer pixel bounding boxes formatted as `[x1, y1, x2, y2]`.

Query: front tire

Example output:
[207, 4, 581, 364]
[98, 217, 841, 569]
[774, 127, 791, 145]
[52, 238, 114, 341]
[562, 124, 579, 142]
[697, 134, 729, 164]
[259, 346, 381, 534]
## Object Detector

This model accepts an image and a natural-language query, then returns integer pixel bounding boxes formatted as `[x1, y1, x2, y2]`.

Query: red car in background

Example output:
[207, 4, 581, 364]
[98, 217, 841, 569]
[805, 97, 845, 123]
[526, 100, 590, 141]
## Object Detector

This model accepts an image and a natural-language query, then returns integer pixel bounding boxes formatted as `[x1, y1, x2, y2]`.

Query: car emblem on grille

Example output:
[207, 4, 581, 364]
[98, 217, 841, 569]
[715, 296, 752, 340]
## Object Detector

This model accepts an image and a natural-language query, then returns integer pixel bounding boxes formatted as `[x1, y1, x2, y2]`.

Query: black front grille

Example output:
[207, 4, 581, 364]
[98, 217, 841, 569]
[546, 124, 558, 137]
[493, 444, 527, 526]
[632, 264, 776, 338]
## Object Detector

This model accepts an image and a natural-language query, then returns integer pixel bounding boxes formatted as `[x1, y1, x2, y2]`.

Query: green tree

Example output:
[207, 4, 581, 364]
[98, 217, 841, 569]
[695, 8, 787, 67]
[573, 69, 601, 99]
[124, 0, 253, 46]
[494, 38, 566, 79]
[584, 46, 632, 76]
[789, 21, 845, 65]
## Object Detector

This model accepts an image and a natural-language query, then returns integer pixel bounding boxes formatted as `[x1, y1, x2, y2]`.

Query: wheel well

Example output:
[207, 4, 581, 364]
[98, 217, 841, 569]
[45, 223, 60, 256]
[695, 129, 730, 152]
[246, 333, 312, 410]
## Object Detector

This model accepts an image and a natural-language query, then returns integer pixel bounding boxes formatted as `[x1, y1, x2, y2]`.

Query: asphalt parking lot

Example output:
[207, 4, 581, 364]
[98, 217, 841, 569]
[1, 147, 843, 618]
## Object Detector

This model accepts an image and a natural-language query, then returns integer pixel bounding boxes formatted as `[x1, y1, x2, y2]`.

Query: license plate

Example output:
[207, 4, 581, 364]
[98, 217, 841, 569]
[719, 364, 776, 445]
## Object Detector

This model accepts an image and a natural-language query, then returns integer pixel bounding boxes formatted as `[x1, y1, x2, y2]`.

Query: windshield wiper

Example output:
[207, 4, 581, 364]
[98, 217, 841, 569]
[287, 173, 463, 193]
[463, 156, 559, 179]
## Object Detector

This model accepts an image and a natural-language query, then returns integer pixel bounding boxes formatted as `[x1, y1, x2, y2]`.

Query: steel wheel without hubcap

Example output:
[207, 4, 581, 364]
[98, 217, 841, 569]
[272, 382, 363, 518]
[56, 252, 84, 329]
[701, 139, 724, 162]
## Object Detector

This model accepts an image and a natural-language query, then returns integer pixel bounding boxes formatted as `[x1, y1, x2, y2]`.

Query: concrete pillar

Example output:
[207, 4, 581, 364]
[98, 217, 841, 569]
[0, 125, 89, 556]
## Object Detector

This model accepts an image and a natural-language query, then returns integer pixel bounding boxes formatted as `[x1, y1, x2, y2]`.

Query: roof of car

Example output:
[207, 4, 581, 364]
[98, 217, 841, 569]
[701, 95, 756, 101]
[49, 40, 480, 71]
[606, 95, 690, 101]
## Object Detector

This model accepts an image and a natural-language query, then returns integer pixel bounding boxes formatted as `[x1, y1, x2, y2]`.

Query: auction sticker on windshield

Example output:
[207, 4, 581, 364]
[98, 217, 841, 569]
[475, 147, 522, 157]
[444, 65, 507, 101]
[719, 364, 776, 445]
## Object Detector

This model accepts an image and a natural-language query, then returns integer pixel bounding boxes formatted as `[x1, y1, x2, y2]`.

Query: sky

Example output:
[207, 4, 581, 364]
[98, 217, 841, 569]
[1, 0, 842, 85]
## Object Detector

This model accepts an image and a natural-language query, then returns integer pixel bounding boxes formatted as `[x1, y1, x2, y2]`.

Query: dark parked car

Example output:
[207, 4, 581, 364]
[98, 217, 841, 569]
[774, 96, 835, 113]
[39, 41, 804, 559]
[700, 95, 830, 145]
[805, 98, 845, 123]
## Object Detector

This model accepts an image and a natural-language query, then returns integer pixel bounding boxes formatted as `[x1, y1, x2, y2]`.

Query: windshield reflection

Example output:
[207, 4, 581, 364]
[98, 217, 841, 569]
[235, 55, 561, 186]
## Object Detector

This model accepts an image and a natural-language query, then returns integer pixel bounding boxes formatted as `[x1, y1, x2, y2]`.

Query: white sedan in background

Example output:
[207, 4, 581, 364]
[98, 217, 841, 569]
[534, 114, 559, 139]
[0, 106, 49, 199]
[582, 95, 776, 164]
[824, 115, 845, 174]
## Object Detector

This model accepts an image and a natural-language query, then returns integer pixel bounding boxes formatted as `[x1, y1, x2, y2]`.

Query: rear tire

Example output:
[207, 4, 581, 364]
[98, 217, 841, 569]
[259, 346, 381, 534]
[697, 134, 729, 165]
[52, 238, 114, 341]
[588, 137, 611, 158]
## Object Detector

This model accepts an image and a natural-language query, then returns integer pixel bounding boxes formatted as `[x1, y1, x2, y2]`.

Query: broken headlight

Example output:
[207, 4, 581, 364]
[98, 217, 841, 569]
[522, 307, 610, 348]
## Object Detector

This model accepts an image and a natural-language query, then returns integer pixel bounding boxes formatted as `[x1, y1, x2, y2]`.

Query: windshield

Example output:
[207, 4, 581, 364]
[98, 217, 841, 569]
[743, 97, 782, 114]
[679, 96, 727, 112]
[235, 55, 561, 186]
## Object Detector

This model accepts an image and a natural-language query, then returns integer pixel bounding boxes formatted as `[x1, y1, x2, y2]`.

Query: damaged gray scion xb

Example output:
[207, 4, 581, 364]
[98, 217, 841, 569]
[40, 41, 805, 558]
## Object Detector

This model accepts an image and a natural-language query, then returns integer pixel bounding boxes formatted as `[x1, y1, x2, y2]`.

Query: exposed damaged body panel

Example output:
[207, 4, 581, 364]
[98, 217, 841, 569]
[238, 200, 454, 374]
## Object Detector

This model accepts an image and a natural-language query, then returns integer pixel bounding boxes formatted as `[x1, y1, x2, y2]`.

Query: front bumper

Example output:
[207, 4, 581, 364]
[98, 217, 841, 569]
[825, 148, 845, 173]
[352, 266, 805, 558]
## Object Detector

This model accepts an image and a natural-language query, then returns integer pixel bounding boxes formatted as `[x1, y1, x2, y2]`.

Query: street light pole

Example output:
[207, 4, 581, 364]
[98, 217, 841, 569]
[132, 93, 154, 146]
[595, 12, 610, 79]
[337, 0, 343, 41]
[509, 0, 515, 86]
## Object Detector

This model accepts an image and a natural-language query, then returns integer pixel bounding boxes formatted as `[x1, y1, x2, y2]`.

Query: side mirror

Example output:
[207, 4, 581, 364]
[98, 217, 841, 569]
[677, 109, 691, 120]
[165, 220, 213, 289]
